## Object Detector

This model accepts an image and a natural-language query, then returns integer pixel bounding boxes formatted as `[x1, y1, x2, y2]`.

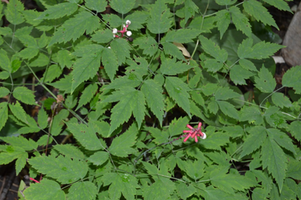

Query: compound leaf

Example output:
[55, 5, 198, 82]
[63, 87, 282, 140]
[229, 6, 252, 36]
[165, 77, 191, 117]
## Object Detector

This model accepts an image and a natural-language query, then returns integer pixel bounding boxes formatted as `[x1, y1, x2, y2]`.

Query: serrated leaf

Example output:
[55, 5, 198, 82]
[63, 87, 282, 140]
[160, 58, 191, 75]
[162, 42, 185, 60]
[175, 0, 199, 25]
[141, 80, 164, 125]
[24, 179, 65, 200]
[53, 144, 86, 160]
[18, 47, 39, 59]
[57, 50, 74, 68]
[85, 0, 107, 13]
[87, 151, 109, 166]
[214, 87, 240, 100]
[165, 77, 191, 117]
[254, 66, 276, 93]
[0, 71, 9, 79]
[0, 102, 8, 131]
[267, 128, 296, 155]
[67, 122, 103, 151]
[125, 11, 148, 31]
[142, 178, 175, 200]
[287, 159, 301, 180]
[0, 49, 11, 72]
[133, 36, 158, 56]
[76, 83, 98, 110]
[0, 87, 10, 98]
[183, 159, 204, 179]
[147, 0, 173, 34]
[15, 152, 28, 175]
[240, 126, 267, 158]
[0, 146, 26, 165]
[43, 65, 62, 83]
[71, 48, 102, 93]
[111, 38, 131, 65]
[229, 6, 252, 36]
[216, 0, 236, 5]
[50, 109, 69, 136]
[48, 11, 99, 46]
[271, 92, 292, 108]
[176, 182, 196, 199]
[102, 47, 119, 80]
[244, 0, 278, 28]
[36, 2, 78, 20]
[109, 124, 137, 157]
[239, 58, 258, 71]
[68, 181, 97, 200]
[51, 75, 72, 92]
[13, 86, 36, 105]
[240, 105, 264, 125]
[9, 101, 29, 125]
[0, 136, 38, 151]
[91, 29, 113, 44]
[202, 132, 229, 150]
[106, 74, 141, 90]
[102, 172, 139, 200]
[250, 41, 283, 59]
[102, 14, 122, 27]
[282, 65, 301, 94]
[216, 10, 231, 39]
[203, 59, 224, 73]
[289, 121, 301, 141]
[110, 0, 135, 14]
[208, 100, 219, 114]
[230, 65, 255, 85]
[217, 101, 239, 119]
[261, 137, 287, 192]
[29, 155, 88, 184]
[169, 116, 190, 137]
[164, 29, 200, 43]
[5, 0, 24, 25]
[263, 0, 291, 12]
[199, 35, 228, 62]
[104, 88, 145, 133]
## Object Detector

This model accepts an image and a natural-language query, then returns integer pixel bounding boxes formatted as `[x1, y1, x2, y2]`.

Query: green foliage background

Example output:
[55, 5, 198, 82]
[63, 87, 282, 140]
[0, 0, 301, 199]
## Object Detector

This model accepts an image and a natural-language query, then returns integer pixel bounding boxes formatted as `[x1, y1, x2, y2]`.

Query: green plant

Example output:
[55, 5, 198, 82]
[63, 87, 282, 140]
[0, 0, 300, 199]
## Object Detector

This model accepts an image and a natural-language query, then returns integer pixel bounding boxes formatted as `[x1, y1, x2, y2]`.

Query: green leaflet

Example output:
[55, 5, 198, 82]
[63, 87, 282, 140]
[141, 80, 164, 126]
[165, 77, 191, 117]
[24, 180, 65, 200]
[68, 182, 97, 200]
[164, 29, 201, 43]
[85, 0, 107, 13]
[282, 65, 301, 94]
[13, 86, 36, 105]
[87, 151, 109, 166]
[76, 83, 99, 110]
[91, 29, 113, 44]
[102, 47, 119, 80]
[104, 88, 145, 133]
[229, 6, 252, 36]
[263, 0, 291, 12]
[0, 102, 8, 131]
[254, 66, 276, 93]
[175, 0, 199, 25]
[66, 122, 103, 151]
[0, 87, 10, 98]
[168, 116, 190, 137]
[215, 10, 231, 39]
[289, 121, 301, 141]
[111, 38, 131, 65]
[0, 136, 37, 151]
[50, 109, 69, 136]
[271, 92, 292, 108]
[243, 0, 278, 28]
[36, 2, 78, 20]
[147, 0, 173, 34]
[199, 35, 228, 62]
[133, 36, 158, 57]
[102, 172, 139, 199]
[160, 58, 192, 75]
[4, 0, 24, 25]
[126, 11, 149, 31]
[29, 155, 88, 184]
[240, 126, 267, 158]
[261, 137, 287, 192]
[0, 146, 27, 175]
[48, 11, 99, 46]
[230, 65, 255, 85]
[110, 0, 135, 15]
[217, 101, 239, 119]
[142, 178, 176, 200]
[0, 49, 11, 72]
[53, 144, 86, 160]
[109, 124, 137, 157]
[162, 42, 186, 61]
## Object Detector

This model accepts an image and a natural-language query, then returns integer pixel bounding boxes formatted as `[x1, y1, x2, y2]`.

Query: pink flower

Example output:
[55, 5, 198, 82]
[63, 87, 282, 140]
[182, 122, 206, 142]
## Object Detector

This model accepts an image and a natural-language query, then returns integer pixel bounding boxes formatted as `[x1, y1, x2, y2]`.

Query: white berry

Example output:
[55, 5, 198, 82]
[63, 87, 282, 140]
[112, 28, 118, 34]
[126, 31, 132, 36]
[126, 20, 131, 25]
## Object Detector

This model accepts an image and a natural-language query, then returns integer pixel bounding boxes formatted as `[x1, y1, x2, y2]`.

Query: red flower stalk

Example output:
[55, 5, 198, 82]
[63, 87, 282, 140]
[30, 177, 40, 183]
[182, 122, 206, 142]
